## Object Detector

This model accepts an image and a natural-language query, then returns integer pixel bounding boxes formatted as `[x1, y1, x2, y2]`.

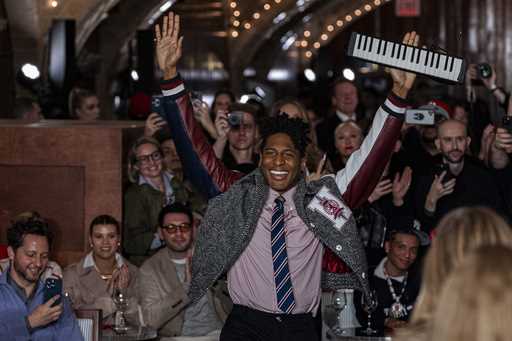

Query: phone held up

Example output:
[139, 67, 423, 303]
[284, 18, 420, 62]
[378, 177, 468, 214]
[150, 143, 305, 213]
[405, 109, 435, 125]
[435, 163, 455, 184]
[44, 277, 62, 307]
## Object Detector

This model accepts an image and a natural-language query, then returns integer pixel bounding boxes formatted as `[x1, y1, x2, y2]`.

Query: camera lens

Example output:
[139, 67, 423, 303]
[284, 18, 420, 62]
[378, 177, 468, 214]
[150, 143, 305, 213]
[478, 63, 492, 79]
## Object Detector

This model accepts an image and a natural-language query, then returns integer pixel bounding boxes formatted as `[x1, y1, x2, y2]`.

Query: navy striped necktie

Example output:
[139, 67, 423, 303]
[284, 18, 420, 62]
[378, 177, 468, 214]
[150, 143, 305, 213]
[271, 196, 296, 313]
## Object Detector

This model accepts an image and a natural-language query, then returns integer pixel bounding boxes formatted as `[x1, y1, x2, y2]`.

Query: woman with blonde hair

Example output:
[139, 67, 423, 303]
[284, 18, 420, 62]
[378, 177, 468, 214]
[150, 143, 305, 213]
[124, 136, 189, 265]
[427, 245, 512, 341]
[396, 206, 512, 340]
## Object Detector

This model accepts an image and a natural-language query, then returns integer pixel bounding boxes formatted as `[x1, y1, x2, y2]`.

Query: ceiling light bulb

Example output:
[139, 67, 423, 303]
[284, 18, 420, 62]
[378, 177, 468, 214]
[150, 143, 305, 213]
[355, 9, 362, 16]
[264, 3, 271, 10]
[244, 22, 252, 29]
[345, 15, 353, 21]
[304, 30, 311, 37]
[234, 10, 240, 17]
[305, 51, 312, 58]
[336, 20, 343, 27]
[321, 34, 328, 41]
[231, 31, 239, 38]
[253, 12, 260, 19]
[327, 25, 334, 32]
[230, 2, 237, 8]
[313, 42, 321, 49]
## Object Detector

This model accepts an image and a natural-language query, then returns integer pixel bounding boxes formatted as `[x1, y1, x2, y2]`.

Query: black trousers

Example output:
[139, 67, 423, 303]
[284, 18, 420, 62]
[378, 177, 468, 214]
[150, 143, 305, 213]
[220, 304, 320, 341]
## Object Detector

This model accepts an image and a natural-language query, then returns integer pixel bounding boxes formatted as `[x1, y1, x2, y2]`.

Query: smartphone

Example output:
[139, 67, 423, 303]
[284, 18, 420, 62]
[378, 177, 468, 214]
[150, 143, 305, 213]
[190, 91, 203, 110]
[435, 163, 454, 184]
[151, 95, 165, 120]
[405, 109, 435, 125]
[44, 277, 62, 307]
[501, 115, 512, 134]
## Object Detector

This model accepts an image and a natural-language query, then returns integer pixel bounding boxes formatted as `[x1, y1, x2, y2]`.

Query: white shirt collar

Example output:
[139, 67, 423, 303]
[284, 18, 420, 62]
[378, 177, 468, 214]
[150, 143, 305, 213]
[374, 257, 406, 282]
[335, 110, 356, 122]
[83, 251, 124, 269]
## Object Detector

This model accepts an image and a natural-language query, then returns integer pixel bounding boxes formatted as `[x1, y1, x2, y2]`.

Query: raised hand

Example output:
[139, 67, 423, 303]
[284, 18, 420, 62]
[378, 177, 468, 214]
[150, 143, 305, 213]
[494, 127, 512, 153]
[425, 171, 456, 213]
[368, 178, 393, 203]
[392, 166, 412, 206]
[306, 153, 327, 182]
[155, 12, 184, 80]
[389, 31, 420, 98]
[144, 112, 167, 137]
[214, 111, 230, 139]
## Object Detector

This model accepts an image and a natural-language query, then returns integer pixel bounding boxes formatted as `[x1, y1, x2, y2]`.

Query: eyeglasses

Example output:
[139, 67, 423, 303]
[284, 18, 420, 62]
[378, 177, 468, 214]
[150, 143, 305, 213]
[162, 223, 192, 234]
[136, 151, 162, 165]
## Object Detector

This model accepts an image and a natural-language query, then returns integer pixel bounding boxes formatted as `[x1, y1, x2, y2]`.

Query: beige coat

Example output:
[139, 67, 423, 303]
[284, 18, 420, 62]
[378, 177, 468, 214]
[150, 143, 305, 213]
[63, 252, 140, 325]
[138, 248, 232, 338]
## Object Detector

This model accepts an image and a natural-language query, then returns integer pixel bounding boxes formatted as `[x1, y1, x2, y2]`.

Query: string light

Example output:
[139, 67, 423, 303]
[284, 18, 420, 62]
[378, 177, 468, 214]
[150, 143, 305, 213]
[229, 0, 285, 35]
[232, 30, 239, 38]
[303, 2, 383, 60]
[50, 0, 59, 7]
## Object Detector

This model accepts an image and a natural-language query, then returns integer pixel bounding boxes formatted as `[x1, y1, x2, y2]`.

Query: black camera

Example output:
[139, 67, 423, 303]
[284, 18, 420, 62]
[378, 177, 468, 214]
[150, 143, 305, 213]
[502, 115, 512, 134]
[477, 63, 492, 79]
[227, 111, 243, 127]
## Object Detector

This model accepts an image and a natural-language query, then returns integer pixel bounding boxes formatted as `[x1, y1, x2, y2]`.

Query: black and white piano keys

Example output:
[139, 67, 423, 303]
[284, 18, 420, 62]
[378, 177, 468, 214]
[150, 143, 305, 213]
[347, 32, 466, 84]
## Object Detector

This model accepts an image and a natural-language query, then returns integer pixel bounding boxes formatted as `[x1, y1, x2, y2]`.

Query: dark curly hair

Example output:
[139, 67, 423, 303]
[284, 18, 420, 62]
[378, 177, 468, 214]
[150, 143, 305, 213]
[7, 215, 53, 250]
[260, 114, 310, 157]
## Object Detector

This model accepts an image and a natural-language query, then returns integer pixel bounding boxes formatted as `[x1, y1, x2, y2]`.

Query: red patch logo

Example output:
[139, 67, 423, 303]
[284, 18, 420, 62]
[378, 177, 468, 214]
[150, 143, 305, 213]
[317, 196, 348, 220]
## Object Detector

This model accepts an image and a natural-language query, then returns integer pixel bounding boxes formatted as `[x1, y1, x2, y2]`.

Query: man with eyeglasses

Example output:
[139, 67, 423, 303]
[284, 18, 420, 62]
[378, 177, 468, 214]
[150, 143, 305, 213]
[138, 203, 231, 340]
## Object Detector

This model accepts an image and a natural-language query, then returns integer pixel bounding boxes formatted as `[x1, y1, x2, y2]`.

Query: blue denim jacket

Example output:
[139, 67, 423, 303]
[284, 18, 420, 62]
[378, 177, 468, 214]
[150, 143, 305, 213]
[0, 267, 84, 341]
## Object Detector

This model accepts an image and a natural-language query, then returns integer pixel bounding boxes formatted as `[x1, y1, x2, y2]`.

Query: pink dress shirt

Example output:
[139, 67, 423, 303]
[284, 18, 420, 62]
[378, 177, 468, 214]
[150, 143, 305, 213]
[227, 186, 324, 314]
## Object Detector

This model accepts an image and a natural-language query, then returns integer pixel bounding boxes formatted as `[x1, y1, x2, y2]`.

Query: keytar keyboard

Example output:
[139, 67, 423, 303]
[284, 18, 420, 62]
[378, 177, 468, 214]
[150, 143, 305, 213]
[347, 32, 466, 84]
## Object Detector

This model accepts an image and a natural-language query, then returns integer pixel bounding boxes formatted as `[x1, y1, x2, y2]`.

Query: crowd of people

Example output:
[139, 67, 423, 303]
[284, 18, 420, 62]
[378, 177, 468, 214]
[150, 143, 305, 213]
[2, 11, 512, 341]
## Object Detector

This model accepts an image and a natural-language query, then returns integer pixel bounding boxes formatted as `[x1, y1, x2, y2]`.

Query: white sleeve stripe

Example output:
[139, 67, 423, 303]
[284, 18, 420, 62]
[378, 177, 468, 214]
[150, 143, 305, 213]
[162, 83, 186, 97]
[335, 106, 388, 194]
[383, 98, 406, 114]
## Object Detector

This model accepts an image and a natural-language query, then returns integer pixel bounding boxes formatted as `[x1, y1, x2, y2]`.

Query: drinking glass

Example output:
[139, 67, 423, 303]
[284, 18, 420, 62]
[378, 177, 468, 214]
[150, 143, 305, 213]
[112, 287, 130, 333]
[360, 290, 378, 335]
[323, 290, 348, 335]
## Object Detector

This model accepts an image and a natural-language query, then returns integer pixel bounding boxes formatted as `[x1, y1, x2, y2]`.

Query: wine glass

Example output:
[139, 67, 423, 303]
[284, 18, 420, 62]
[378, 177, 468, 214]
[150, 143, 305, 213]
[112, 287, 130, 333]
[323, 290, 348, 335]
[360, 290, 378, 335]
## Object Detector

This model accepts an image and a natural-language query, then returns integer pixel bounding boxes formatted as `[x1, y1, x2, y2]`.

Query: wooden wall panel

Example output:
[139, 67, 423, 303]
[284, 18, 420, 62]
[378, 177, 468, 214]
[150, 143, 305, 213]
[0, 120, 143, 266]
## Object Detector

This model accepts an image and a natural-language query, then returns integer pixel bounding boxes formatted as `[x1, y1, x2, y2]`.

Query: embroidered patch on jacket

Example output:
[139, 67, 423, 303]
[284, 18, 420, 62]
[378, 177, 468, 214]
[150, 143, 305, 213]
[307, 186, 351, 230]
